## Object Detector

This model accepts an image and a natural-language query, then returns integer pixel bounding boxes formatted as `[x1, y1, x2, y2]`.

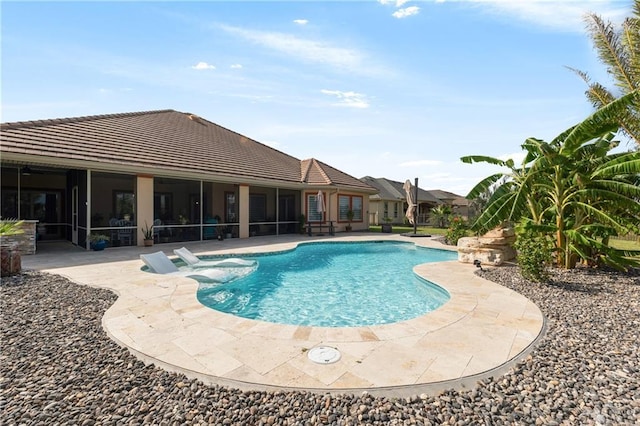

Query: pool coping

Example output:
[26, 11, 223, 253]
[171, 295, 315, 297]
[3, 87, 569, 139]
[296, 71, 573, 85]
[29, 234, 545, 397]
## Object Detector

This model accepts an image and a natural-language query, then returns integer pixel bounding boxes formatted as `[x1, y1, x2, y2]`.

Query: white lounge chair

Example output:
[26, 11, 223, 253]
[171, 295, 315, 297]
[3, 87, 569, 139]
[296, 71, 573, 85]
[140, 251, 242, 283]
[173, 247, 257, 268]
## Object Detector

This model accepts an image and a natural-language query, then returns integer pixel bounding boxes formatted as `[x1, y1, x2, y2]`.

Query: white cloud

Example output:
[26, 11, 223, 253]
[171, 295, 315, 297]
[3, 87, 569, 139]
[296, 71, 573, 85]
[230, 64, 243, 69]
[191, 61, 216, 70]
[468, 0, 630, 32]
[293, 19, 308, 25]
[399, 159, 444, 167]
[321, 89, 370, 108]
[218, 24, 380, 75]
[498, 151, 527, 165]
[393, 6, 420, 19]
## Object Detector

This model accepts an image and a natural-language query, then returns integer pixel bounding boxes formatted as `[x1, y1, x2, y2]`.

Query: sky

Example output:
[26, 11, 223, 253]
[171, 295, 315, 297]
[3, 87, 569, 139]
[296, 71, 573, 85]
[1, 0, 635, 196]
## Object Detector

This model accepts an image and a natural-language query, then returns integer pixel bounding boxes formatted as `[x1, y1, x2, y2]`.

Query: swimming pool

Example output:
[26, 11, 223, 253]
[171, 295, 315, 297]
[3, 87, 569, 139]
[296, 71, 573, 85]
[196, 241, 456, 327]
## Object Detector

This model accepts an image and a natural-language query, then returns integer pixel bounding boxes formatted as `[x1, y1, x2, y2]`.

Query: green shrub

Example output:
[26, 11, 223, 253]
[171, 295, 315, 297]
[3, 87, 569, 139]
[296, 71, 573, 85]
[0, 218, 24, 237]
[514, 225, 553, 282]
[445, 216, 467, 246]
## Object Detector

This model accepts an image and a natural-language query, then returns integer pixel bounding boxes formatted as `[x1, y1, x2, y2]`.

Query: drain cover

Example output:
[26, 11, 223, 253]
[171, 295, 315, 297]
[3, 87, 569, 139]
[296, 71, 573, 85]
[307, 346, 341, 364]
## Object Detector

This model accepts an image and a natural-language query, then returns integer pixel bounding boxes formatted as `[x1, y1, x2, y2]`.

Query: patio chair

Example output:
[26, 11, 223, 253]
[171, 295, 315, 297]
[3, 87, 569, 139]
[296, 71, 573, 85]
[140, 251, 241, 282]
[173, 247, 257, 268]
[152, 219, 162, 242]
[117, 219, 133, 246]
[109, 218, 119, 241]
[203, 216, 218, 240]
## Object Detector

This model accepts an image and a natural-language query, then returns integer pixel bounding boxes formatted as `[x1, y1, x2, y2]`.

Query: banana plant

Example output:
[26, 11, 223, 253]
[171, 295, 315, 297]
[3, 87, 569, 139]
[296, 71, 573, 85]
[462, 90, 640, 269]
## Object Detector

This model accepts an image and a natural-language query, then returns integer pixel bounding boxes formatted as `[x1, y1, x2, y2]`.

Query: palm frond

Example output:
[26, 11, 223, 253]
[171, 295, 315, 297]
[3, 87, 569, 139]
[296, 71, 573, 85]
[586, 13, 635, 91]
[621, 15, 640, 84]
[566, 66, 616, 108]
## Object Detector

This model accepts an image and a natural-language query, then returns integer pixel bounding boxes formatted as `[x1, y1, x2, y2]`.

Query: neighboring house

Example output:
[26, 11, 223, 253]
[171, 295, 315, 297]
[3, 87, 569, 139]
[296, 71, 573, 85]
[427, 189, 472, 219]
[1, 110, 377, 249]
[360, 176, 441, 225]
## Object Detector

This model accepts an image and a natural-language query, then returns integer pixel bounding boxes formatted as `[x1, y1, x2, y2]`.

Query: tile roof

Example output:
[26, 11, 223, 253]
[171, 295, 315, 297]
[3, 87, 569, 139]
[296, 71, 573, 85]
[360, 176, 441, 204]
[302, 159, 376, 191]
[1, 109, 375, 192]
[426, 189, 470, 206]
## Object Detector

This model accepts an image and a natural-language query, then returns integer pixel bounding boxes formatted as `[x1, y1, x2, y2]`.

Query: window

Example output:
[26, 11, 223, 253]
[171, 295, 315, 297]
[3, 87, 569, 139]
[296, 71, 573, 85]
[249, 194, 266, 222]
[1, 190, 18, 218]
[338, 195, 363, 222]
[307, 193, 323, 222]
[225, 192, 237, 223]
[383, 202, 388, 219]
[154, 193, 173, 221]
[394, 202, 399, 218]
[114, 191, 134, 221]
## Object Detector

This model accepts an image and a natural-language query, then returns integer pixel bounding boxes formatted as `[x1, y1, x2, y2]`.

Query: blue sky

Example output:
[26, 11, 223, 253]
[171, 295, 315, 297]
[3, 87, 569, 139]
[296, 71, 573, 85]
[1, 0, 634, 195]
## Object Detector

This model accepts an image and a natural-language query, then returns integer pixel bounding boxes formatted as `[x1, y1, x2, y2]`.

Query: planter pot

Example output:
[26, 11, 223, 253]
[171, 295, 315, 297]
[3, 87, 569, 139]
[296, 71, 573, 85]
[345, 226, 352, 232]
[144, 239, 154, 247]
[1, 245, 21, 276]
[91, 240, 107, 251]
[381, 224, 393, 233]
[226, 233, 232, 239]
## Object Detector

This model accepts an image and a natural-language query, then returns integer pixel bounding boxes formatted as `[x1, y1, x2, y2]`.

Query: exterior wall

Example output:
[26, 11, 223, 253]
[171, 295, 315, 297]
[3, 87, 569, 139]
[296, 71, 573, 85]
[369, 200, 381, 225]
[336, 191, 368, 232]
[238, 184, 249, 238]
[136, 176, 154, 246]
[302, 190, 372, 232]
[368, 199, 404, 225]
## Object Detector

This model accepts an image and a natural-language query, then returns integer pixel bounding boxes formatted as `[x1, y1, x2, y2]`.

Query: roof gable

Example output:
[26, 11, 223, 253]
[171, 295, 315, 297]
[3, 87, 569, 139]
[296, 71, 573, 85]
[302, 159, 376, 192]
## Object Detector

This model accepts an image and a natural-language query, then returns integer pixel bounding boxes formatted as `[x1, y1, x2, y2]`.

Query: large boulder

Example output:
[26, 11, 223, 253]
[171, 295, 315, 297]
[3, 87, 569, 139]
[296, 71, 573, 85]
[457, 225, 516, 266]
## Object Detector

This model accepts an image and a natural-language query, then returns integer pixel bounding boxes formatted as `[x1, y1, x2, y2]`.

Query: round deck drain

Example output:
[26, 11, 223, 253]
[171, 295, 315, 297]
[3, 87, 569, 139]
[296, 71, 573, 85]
[307, 346, 341, 364]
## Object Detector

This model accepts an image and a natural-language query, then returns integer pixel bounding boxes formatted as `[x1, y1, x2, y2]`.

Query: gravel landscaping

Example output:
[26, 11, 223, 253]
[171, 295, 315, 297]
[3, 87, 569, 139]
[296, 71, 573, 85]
[1, 266, 638, 425]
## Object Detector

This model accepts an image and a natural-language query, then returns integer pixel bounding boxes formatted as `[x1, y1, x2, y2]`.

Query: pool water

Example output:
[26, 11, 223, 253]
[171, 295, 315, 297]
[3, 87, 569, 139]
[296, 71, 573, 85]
[196, 241, 456, 327]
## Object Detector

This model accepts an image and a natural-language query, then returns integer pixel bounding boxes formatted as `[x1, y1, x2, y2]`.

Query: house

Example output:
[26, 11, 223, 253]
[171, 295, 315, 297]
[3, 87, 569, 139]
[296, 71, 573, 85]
[427, 189, 473, 220]
[360, 176, 441, 225]
[0, 110, 377, 250]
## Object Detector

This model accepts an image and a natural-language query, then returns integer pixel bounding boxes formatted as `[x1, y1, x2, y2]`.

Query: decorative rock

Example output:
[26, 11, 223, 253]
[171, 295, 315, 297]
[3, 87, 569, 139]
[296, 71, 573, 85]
[457, 225, 517, 265]
[2, 268, 638, 425]
[458, 247, 515, 266]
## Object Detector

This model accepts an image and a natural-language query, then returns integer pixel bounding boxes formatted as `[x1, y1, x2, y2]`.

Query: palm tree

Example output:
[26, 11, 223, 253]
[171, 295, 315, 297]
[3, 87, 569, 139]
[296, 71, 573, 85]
[430, 205, 452, 228]
[462, 90, 640, 270]
[567, 0, 640, 147]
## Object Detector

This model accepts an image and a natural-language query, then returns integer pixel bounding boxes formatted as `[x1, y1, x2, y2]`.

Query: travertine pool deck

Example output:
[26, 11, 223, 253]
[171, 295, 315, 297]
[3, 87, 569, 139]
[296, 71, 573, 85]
[23, 234, 545, 397]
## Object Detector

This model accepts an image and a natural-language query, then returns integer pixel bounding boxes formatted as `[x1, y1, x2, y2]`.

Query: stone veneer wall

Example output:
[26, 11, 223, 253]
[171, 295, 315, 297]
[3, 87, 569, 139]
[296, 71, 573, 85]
[0, 221, 37, 255]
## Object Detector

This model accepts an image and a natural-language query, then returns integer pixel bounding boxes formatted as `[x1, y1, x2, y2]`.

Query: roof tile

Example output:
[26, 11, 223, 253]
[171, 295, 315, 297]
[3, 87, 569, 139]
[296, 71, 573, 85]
[1, 109, 374, 191]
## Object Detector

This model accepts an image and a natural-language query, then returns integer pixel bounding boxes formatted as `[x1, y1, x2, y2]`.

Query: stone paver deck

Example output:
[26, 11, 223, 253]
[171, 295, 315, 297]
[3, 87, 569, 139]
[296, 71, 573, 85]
[23, 234, 544, 397]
